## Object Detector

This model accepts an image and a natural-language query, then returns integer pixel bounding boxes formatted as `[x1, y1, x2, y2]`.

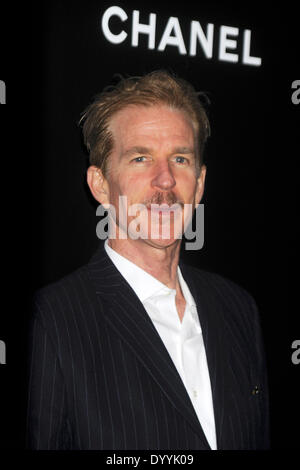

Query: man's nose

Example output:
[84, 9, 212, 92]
[150, 162, 176, 191]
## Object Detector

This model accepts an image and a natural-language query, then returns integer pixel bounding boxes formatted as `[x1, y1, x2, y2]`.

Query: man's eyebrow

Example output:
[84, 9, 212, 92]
[173, 147, 195, 154]
[123, 146, 152, 157]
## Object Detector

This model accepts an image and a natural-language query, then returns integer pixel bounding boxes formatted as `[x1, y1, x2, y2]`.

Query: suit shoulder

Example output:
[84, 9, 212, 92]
[182, 263, 257, 309]
[35, 264, 89, 298]
[182, 265, 262, 349]
[32, 264, 91, 322]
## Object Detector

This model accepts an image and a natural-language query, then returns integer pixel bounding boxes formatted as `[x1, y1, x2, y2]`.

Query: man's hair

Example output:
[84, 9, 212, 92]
[80, 70, 210, 175]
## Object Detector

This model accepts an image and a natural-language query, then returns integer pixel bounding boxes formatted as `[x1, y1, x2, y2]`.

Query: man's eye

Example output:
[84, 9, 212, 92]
[175, 156, 188, 164]
[132, 156, 147, 163]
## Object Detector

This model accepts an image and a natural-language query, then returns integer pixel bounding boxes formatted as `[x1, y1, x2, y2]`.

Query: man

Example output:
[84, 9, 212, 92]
[27, 70, 269, 450]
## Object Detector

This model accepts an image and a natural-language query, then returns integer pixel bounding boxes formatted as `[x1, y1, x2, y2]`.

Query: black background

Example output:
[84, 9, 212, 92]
[0, 0, 299, 453]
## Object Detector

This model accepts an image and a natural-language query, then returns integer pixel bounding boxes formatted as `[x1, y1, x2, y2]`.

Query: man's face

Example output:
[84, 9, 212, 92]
[96, 104, 206, 249]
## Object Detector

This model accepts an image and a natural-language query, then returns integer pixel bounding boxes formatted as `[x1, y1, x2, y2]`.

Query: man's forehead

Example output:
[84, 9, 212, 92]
[106, 104, 199, 164]
[109, 103, 196, 131]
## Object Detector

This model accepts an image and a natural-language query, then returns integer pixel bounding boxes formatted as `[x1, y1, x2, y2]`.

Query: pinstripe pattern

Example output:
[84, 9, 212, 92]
[26, 242, 270, 450]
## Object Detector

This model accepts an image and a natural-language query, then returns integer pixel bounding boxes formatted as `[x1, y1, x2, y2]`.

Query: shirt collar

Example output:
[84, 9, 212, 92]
[104, 239, 196, 307]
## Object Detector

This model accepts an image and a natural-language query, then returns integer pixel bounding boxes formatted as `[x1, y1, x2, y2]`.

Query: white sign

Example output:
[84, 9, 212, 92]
[101, 6, 262, 66]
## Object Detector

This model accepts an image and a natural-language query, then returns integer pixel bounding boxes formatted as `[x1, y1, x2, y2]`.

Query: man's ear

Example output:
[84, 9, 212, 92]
[87, 166, 110, 207]
[194, 164, 206, 207]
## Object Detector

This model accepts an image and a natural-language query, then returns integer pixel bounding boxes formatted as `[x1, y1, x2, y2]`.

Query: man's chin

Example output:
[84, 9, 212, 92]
[134, 237, 182, 250]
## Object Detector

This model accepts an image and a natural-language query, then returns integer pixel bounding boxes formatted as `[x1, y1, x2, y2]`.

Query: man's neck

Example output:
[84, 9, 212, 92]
[107, 238, 181, 290]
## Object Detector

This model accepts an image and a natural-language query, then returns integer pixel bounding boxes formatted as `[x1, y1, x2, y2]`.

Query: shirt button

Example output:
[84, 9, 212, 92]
[193, 390, 198, 398]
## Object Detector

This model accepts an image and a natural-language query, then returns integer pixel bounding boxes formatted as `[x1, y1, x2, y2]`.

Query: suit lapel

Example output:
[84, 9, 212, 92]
[180, 264, 237, 450]
[87, 242, 211, 449]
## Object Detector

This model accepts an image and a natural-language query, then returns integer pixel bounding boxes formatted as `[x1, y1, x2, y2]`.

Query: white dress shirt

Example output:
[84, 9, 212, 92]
[104, 240, 217, 449]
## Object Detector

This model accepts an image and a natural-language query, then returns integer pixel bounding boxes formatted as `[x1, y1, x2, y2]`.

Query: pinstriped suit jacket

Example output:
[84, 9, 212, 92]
[27, 242, 270, 450]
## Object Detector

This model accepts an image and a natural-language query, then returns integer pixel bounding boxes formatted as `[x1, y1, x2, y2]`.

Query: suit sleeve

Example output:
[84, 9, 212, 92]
[26, 299, 72, 449]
